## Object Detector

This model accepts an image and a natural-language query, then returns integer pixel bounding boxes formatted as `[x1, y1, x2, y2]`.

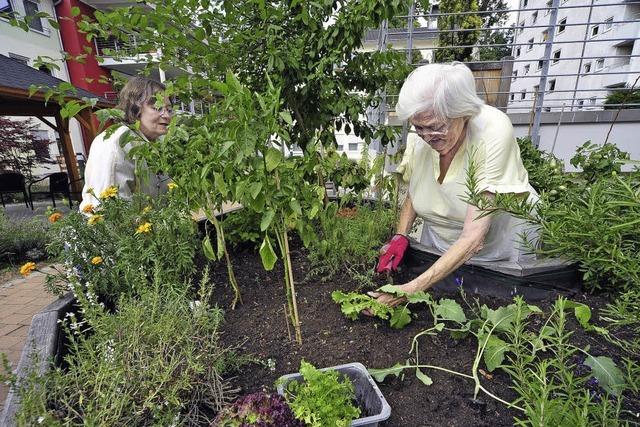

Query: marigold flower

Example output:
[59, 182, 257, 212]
[100, 186, 118, 200]
[91, 256, 103, 265]
[142, 206, 152, 214]
[87, 214, 104, 225]
[167, 182, 178, 191]
[82, 204, 95, 214]
[20, 262, 36, 277]
[136, 222, 152, 234]
[48, 212, 63, 223]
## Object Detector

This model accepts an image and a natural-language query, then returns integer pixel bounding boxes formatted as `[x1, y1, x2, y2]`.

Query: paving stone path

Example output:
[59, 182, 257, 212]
[0, 267, 58, 412]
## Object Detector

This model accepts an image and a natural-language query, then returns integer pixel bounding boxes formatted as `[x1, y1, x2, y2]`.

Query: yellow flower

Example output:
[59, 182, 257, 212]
[91, 256, 103, 265]
[82, 204, 95, 214]
[48, 212, 62, 223]
[87, 214, 104, 225]
[100, 186, 118, 200]
[142, 206, 152, 214]
[136, 222, 152, 234]
[20, 262, 36, 277]
[167, 182, 178, 191]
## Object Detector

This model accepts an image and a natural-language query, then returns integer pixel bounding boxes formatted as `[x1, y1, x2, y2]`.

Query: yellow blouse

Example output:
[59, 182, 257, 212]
[400, 105, 538, 262]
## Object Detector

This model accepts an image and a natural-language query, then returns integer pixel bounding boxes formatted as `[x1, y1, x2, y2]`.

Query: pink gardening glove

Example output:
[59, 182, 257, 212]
[376, 234, 410, 273]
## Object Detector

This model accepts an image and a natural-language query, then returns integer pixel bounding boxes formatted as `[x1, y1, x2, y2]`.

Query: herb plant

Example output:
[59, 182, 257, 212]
[279, 361, 361, 427]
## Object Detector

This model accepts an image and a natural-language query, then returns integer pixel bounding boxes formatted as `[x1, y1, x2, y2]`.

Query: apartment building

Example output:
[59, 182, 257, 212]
[508, 0, 640, 112]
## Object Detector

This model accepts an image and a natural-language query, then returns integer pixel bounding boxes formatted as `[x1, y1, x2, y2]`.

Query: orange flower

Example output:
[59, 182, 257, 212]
[91, 256, 103, 265]
[135, 222, 152, 234]
[87, 214, 104, 225]
[82, 204, 95, 214]
[19, 262, 36, 277]
[100, 186, 118, 200]
[48, 212, 63, 223]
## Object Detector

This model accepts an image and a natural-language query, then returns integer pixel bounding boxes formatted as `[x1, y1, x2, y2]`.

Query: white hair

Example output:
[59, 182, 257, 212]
[395, 62, 485, 121]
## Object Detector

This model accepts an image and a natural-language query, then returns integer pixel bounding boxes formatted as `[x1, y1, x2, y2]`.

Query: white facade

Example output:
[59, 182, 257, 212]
[508, 0, 640, 113]
[0, 0, 87, 178]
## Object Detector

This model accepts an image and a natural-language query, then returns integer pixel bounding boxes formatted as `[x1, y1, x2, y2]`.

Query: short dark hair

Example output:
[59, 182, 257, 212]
[116, 77, 166, 124]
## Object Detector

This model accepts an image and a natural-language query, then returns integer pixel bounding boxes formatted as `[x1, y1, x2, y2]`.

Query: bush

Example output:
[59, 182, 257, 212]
[516, 137, 567, 195]
[307, 203, 395, 282]
[45, 189, 198, 303]
[6, 274, 240, 426]
[570, 141, 630, 184]
[0, 211, 49, 267]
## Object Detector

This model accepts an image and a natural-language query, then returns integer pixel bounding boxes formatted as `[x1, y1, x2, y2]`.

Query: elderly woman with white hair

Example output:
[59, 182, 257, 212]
[370, 62, 538, 307]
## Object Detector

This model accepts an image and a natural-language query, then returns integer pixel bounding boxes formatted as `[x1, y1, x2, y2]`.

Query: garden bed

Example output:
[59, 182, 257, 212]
[209, 241, 635, 426]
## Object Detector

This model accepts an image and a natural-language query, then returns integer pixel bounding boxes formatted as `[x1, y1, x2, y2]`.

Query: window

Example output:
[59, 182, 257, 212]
[577, 100, 585, 110]
[542, 30, 549, 42]
[348, 143, 358, 151]
[522, 0, 528, 7]
[595, 58, 605, 71]
[0, 0, 14, 13]
[510, 93, 515, 101]
[591, 24, 600, 38]
[584, 62, 592, 73]
[537, 60, 543, 70]
[524, 64, 530, 74]
[532, 11, 538, 24]
[558, 18, 567, 33]
[512, 69, 518, 80]
[527, 38, 534, 51]
[337, 145, 344, 151]
[8, 52, 29, 65]
[520, 90, 526, 100]
[519, 20, 525, 34]
[545, 0, 552, 15]
[552, 49, 561, 64]
[548, 79, 556, 91]
[544, 107, 552, 112]
[603, 17, 613, 32]
[589, 97, 597, 106]
[515, 46, 521, 57]
[23, 0, 44, 32]
[614, 42, 633, 66]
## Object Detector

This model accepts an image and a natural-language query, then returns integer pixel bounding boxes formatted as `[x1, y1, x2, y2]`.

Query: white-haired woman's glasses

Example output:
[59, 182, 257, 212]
[411, 118, 451, 140]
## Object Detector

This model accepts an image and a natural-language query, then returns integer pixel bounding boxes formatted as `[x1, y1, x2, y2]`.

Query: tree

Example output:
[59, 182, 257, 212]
[476, 0, 512, 61]
[435, 0, 483, 62]
[0, 117, 55, 181]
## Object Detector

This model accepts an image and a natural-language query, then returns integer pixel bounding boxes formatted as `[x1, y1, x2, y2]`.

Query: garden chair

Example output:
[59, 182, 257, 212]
[28, 172, 73, 210]
[0, 172, 32, 209]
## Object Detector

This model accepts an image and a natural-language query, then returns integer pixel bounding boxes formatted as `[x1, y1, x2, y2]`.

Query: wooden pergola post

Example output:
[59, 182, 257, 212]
[54, 112, 83, 195]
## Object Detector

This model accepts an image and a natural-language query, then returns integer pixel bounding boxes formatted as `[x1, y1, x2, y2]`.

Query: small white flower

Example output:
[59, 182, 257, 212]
[37, 416, 45, 424]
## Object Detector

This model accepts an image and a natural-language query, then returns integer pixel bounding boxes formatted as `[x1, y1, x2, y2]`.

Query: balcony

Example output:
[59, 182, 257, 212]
[80, 0, 152, 11]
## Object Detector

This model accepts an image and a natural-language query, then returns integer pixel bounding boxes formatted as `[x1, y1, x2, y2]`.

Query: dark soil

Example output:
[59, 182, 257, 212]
[208, 241, 636, 427]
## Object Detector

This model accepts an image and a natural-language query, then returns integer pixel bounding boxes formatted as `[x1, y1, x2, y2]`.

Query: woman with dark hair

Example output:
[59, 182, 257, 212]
[79, 77, 173, 211]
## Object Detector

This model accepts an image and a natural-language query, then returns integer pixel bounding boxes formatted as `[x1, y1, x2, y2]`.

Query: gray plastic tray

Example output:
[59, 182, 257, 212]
[276, 362, 391, 427]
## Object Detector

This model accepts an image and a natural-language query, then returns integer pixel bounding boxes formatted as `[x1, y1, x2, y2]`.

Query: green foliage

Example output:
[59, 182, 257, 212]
[570, 141, 630, 184]
[604, 87, 640, 110]
[46, 191, 198, 303]
[516, 137, 567, 196]
[435, 0, 483, 62]
[280, 360, 361, 427]
[0, 211, 49, 267]
[600, 290, 640, 357]
[7, 273, 240, 426]
[308, 204, 395, 282]
[331, 290, 397, 321]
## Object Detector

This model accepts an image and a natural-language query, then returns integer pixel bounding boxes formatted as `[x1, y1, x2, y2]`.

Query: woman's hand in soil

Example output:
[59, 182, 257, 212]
[363, 281, 420, 316]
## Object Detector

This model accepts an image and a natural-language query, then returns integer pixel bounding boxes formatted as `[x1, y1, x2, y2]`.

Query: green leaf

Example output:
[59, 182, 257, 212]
[584, 355, 626, 395]
[249, 182, 263, 199]
[390, 306, 412, 329]
[279, 111, 293, 125]
[483, 335, 508, 372]
[434, 299, 467, 323]
[70, 6, 81, 16]
[376, 284, 407, 297]
[259, 235, 277, 270]
[260, 210, 275, 231]
[573, 304, 592, 329]
[202, 235, 216, 260]
[289, 198, 302, 216]
[405, 291, 432, 305]
[265, 147, 282, 172]
[368, 363, 406, 382]
[415, 368, 433, 386]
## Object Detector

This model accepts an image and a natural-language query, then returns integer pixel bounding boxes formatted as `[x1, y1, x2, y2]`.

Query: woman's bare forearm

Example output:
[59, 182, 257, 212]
[397, 195, 417, 236]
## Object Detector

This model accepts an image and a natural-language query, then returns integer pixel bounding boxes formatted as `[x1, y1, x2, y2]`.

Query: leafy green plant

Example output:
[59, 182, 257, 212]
[600, 290, 640, 357]
[570, 141, 630, 183]
[0, 211, 49, 267]
[279, 360, 361, 427]
[4, 271, 241, 426]
[45, 189, 198, 303]
[516, 136, 568, 196]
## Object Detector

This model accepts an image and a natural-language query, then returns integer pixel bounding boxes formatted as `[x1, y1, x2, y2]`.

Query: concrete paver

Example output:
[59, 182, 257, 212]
[0, 268, 58, 413]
